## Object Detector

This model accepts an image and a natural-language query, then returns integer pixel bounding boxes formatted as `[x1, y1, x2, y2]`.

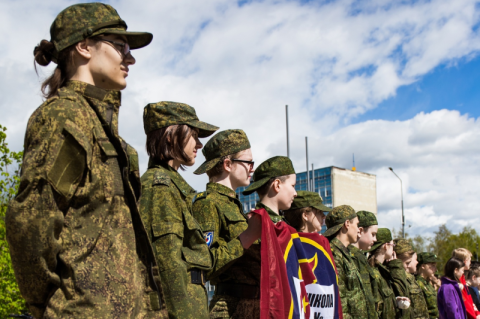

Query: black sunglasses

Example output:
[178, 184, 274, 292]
[232, 159, 254, 167]
[100, 39, 130, 57]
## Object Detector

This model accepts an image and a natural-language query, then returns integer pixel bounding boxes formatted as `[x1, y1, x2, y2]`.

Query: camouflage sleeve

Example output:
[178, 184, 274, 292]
[5, 99, 89, 310]
[332, 252, 354, 319]
[417, 280, 439, 318]
[386, 260, 411, 318]
[149, 184, 191, 318]
[192, 198, 245, 281]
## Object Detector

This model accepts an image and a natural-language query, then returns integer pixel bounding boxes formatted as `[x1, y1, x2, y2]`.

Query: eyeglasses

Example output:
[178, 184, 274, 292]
[232, 159, 255, 168]
[100, 39, 130, 57]
[386, 242, 396, 247]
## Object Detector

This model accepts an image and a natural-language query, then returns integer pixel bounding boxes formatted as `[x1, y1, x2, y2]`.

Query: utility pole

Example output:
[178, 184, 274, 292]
[389, 167, 405, 238]
[311, 163, 315, 192]
[305, 137, 309, 191]
[285, 105, 290, 158]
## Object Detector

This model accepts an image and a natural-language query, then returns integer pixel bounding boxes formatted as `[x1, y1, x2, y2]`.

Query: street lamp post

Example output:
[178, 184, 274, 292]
[389, 167, 405, 238]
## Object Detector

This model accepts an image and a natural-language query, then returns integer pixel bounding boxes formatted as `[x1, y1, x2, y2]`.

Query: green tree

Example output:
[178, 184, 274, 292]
[0, 124, 27, 316]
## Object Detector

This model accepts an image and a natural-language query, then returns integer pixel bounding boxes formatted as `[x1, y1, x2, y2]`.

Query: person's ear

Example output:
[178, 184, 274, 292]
[223, 158, 232, 173]
[75, 39, 93, 60]
[343, 219, 350, 232]
[302, 212, 309, 222]
[358, 226, 364, 235]
[272, 178, 281, 194]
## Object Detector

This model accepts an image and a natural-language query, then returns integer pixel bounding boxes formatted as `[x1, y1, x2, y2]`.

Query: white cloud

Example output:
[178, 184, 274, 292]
[1, 0, 480, 236]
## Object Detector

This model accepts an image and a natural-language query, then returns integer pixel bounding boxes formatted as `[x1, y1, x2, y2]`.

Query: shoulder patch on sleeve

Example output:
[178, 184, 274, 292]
[193, 191, 208, 203]
[153, 171, 170, 186]
[203, 231, 214, 247]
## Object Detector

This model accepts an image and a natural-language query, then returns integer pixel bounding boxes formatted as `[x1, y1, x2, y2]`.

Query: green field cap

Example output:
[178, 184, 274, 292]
[143, 101, 219, 137]
[242, 156, 295, 196]
[357, 211, 378, 228]
[324, 205, 357, 237]
[417, 252, 439, 265]
[394, 238, 414, 255]
[50, 3, 153, 61]
[194, 129, 251, 175]
[288, 190, 332, 212]
[369, 228, 392, 252]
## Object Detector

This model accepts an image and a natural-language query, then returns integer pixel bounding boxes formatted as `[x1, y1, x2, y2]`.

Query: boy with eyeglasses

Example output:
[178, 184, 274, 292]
[192, 129, 263, 318]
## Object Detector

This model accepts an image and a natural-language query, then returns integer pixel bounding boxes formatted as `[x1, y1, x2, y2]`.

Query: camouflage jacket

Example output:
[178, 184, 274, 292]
[330, 238, 368, 319]
[376, 260, 411, 319]
[406, 273, 429, 319]
[371, 264, 397, 319]
[349, 245, 378, 319]
[139, 159, 212, 318]
[416, 275, 439, 319]
[5, 81, 166, 319]
[191, 182, 248, 284]
[257, 202, 284, 223]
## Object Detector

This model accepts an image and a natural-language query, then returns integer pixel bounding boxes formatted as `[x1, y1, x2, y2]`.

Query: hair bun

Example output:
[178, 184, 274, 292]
[34, 40, 55, 66]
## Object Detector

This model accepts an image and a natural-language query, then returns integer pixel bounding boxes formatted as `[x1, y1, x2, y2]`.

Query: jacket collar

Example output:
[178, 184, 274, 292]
[207, 183, 238, 199]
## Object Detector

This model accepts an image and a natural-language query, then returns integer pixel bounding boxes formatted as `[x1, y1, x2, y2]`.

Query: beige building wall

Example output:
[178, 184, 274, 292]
[331, 167, 377, 215]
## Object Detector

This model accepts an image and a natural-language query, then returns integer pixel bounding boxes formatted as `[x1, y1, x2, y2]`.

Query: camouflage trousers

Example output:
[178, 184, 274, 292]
[209, 294, 260, 319]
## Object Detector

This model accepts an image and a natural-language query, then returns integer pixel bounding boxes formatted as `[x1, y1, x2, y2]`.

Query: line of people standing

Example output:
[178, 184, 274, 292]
[5, 2, 479, 319]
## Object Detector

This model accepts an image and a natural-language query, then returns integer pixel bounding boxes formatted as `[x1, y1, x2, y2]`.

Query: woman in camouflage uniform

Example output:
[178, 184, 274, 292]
[140, 102, 218, 319]
[283, 190, 332, 233]
[191, 129, 263, 318]
[394, 239, 429, 319]
[368, 228, 411, 319]
[6, 3, 167, 318]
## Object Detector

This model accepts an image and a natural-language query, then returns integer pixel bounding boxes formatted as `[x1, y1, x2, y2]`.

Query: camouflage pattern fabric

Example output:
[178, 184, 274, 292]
[242, 156, 295, 195]
[371, 265, 397, 319]
[143, 101, 219, 137]
[5, 81, 166, 318]
[192, 182, 248, 283]
[194, 129, 251, 175]
[416, 275, 439, 319]
[139, 159, 213, 319]
[382, 259, 411, 318]
[206, 203, 281, 318]
[50, 3, 152, 60]
[369, 228, 393, 252]
[256, 202, 285, 223]
[357, 210, 378, 228]
[287, 190, 332, 212]
[349, 245, 378, 319]
[324, 205, 357, 237]
[417, 252, 439, 265]
[406, 272, 429, 319]
[330, 238, 368, 319]
[394, 238, 414, 255]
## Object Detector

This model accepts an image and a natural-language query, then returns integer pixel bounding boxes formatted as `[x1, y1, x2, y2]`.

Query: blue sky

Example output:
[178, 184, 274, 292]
[356, 56, 480, 123]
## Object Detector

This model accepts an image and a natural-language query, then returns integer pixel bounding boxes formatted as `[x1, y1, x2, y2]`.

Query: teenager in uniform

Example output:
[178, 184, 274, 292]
[394, 239, 429, 319]
[140, 102, 218, 318]
[416, 252, 440, 319]
[5, 3, 167, 318]
[348, 211, 379, 319]
[368, 228, 411, 319]
[283, 190, 331, 233]
[191, 129, 262, 318]
[324, 205, 368, 319]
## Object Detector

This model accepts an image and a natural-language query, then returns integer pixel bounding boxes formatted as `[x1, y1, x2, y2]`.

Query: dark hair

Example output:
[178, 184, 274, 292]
[256, 175, 288, 198]
[466, 261, 480, 281]
[34, 40, 77, 99]
[206, 151, 242, 180]
[444, 257, 465, 281]
[284, 207, 312, 232]
[146, 124, 197, 170]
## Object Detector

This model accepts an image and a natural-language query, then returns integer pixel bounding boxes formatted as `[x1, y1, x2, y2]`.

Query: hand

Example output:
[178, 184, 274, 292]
[396, 296, 410, 309]
[387, 251, 397, 262]
[239, 214, 262, 249]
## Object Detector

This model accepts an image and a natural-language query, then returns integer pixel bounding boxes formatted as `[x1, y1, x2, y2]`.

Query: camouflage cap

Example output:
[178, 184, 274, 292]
[357, 211, 378, 228]
[288, 190, 332, 212]
[417, 252, 439, 265]
[143, 101, 219, 137]
[49, 3, 153, 61]
[242, 156, 295, 196]
[323, 205, 357, 237]
[393, 238, 414, 255]
[369, 228, 392, 252]
[193, 129, 251, 175]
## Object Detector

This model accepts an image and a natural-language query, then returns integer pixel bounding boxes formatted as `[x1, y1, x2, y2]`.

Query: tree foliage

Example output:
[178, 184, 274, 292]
[0, 124, 28, 316]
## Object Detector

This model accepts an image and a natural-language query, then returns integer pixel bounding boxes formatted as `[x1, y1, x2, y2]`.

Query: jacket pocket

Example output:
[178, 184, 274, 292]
[152, 222, 184, 238]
